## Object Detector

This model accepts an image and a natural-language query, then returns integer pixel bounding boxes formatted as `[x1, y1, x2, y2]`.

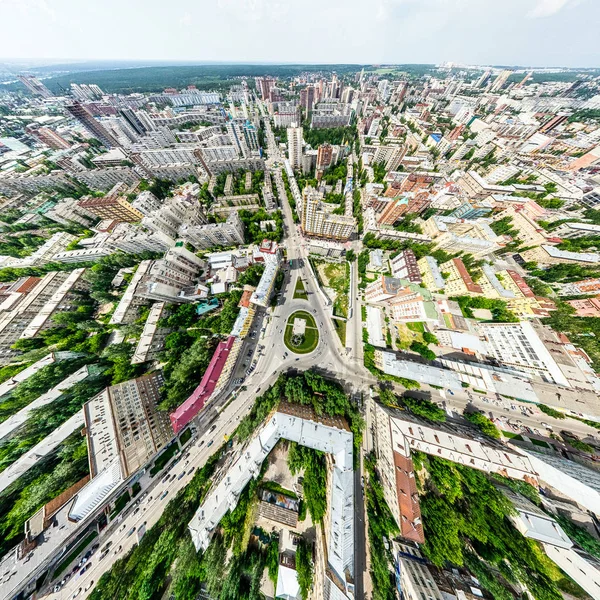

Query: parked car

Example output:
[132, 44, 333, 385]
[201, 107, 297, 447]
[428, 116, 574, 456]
[127, 527, 136, 537]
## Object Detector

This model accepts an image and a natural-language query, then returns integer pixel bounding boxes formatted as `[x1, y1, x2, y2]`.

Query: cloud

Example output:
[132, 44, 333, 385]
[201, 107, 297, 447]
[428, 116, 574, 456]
[527, 0, 576, 17]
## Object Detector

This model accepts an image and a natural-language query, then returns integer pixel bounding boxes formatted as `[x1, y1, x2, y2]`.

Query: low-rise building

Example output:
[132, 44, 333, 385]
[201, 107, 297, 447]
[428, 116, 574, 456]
[418, 256, 446, 292]
[520, 245, 600, 267]
[438, 258, 483, 296]
[566, 296, 600, 317]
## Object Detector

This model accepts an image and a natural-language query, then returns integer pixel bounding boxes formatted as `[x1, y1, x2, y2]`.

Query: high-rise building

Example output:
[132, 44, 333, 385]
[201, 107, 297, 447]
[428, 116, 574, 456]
[243, 121, 260, 152]
[179, 212, 245, 249]
[300, 85, 315, 113]
[301, 186, 355, 240]
[287, 123, 303, 170]
[17, 75, 52, 98]
[474, 70, 491, 88]
[65, 101, 119, 148]
[227, 120, 250, 158]
[119, 108, 149, 136]
[27, 126, 71, 150]
[490, 69, 513, 92]
[83, 372, 173, 479]
[255, 77, 275, 100]
[316, 143, 333, 171]
[78, 195, 143, 222]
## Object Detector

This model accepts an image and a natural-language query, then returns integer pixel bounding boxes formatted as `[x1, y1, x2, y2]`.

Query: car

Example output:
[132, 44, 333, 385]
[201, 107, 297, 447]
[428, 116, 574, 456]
[113, 545, 122, 555]
[101, 541, 113, 553]
[54, 585, 61, 593]
[207, 440, 214, 447]
[72, 587, 82, 598]
[84, 581, 95, 592]
[79, 565, 90, 576]
[198, 440, 205, 447]
[127, 527, 136, 537]
[209, 425, 217, 433]
[447, 389, 455, 395]
[160, 490, 169, 500]
[187, 468, 194, 475]
[91, 543, 99, 553]
[542, 422, 553, 430]
[177, 471, 185, 480]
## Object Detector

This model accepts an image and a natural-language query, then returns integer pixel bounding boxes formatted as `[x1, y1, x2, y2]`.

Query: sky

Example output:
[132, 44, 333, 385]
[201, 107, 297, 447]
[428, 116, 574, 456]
[0, 0, 598, 68]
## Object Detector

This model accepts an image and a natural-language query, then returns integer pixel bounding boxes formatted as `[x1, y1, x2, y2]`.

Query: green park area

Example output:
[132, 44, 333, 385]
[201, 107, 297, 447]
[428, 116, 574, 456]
[284, 311, 319, 354]
[293, 278, 308, 300]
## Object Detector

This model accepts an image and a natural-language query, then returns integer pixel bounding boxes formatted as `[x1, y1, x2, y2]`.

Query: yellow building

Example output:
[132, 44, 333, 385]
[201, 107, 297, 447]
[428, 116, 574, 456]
[439, 258, 483, 297]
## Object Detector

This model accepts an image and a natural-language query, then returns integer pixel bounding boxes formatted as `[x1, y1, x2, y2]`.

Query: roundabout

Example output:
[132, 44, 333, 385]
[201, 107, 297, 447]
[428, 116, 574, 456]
[283, 310, 319, 354]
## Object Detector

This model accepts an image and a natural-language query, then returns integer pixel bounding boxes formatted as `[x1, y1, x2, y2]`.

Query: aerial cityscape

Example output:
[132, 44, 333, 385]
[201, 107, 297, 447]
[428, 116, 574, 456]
[2, 9, 600, 600]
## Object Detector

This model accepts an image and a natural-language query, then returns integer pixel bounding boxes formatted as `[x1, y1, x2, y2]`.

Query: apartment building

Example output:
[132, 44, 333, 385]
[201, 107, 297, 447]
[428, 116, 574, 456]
[377, 192, 430, 226]
[179, 212, 245, 249]
[0, 270, 88, 362]
[438, 258, 483, 296]
[389, 249, 422, 283]
[287, 123, 303, 170]
[105, 224, 176, 254]
[457, 170, 515, 200]
[300, 186, 355, 240]
[479, 321, 571, 387]
[110, 261, 153, 325]
[566, 297, 600, 317]
[83, 372, 173, 479]
[418, 256, 446, 292]
[389, 284, 438, 323]
[141, 194, 207, 239]
[391, 543, 444, 600]
[365, 276, 404, 303]
[78, 195, 143, 222]
[71, 167, 140, 191]
[44, 198, 97, 228]
[493, 206, 549, 248]
[520, 245, 600, 267]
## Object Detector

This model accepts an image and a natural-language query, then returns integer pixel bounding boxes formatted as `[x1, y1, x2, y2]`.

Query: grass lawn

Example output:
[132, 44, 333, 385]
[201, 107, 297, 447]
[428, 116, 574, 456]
[531, 438, 550, 448]
[53, 530, 98, 578]
[149, 442, 180, 476]
[502, 431, 523, 441]
[406, 321, 425, 333]
[284, 310, 319, 354]
[110, 490, 131, 519]
[395, 322, 424, 349]
[293, 278, 308, 300]
[180, 427, 192, 445]
[261, 480, 298, 499]
[316, 261, 349, 318]
[333, 318, 347, 347]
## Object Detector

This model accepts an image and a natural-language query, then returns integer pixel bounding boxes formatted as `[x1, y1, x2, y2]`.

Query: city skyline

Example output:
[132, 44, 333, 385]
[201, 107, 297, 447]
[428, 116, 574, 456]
[0, 0, 598, 67]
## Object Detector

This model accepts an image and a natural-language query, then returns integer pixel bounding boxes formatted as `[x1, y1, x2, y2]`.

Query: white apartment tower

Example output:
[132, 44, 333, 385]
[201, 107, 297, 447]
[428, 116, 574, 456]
[287, 123, 303, 170]
[301, 186, 355, 241]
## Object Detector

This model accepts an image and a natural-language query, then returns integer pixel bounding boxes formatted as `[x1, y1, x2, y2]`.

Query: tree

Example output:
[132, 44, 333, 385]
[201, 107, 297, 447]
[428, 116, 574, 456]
[402, 395, 446, 422]
[295, 538, 314, 600]
[345, 249, 356, 262]
[410, 341, 436, 361]
[463, 410, 501, 439]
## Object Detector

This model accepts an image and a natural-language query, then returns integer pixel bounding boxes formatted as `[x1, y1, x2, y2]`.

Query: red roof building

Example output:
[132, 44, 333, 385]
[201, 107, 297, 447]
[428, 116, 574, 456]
[170, 336, 236, 434]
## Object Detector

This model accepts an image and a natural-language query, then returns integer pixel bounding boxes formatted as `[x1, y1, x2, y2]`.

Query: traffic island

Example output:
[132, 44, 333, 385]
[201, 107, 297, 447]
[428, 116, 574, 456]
[284, 310, 319, 354]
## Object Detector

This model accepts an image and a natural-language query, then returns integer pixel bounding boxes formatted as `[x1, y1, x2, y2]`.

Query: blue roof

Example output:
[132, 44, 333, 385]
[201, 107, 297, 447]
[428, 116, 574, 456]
[430, 133, 442, 143]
